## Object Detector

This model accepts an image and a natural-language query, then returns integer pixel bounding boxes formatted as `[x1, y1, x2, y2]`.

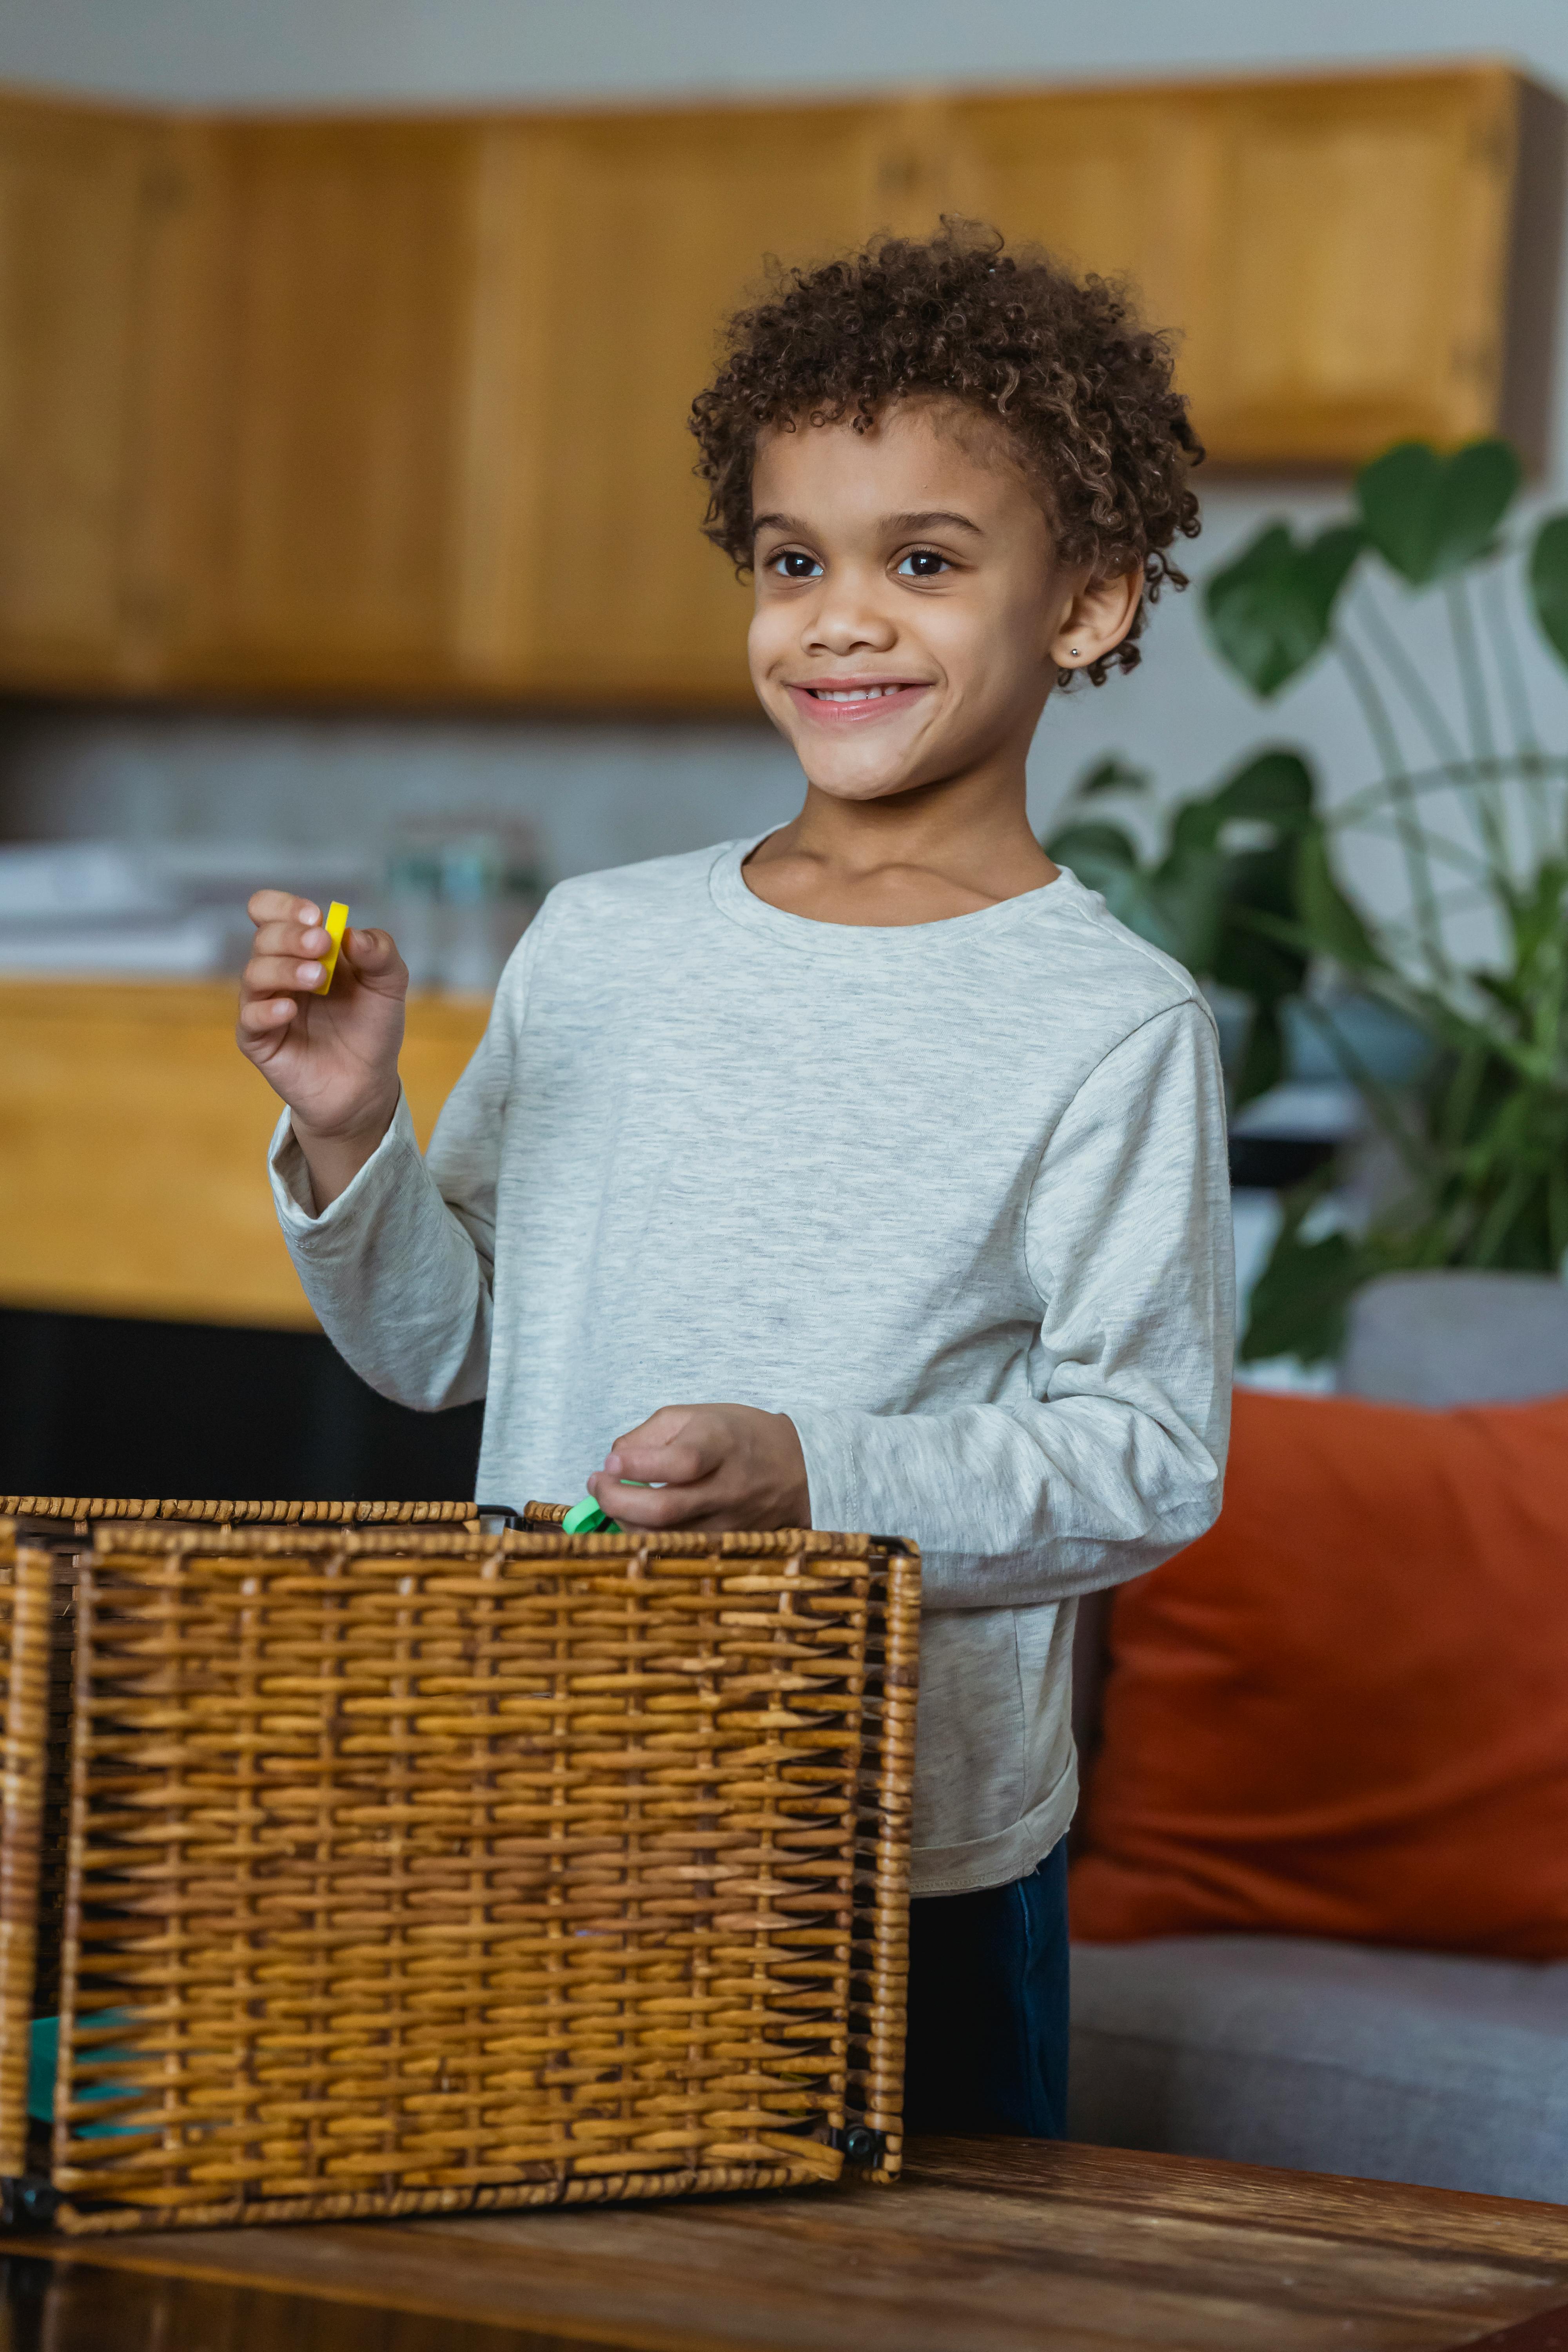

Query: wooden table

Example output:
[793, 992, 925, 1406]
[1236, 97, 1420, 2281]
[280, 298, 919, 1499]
[5, 2140, 1568, 2351]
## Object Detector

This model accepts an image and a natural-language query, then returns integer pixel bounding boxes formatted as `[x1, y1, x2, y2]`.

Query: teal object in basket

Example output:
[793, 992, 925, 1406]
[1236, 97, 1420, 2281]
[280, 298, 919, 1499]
[29, 2014, 141, 2136]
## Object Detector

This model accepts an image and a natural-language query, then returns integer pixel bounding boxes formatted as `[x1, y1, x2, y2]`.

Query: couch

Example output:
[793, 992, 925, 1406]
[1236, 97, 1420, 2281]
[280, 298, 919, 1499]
[1067, 1270, 1568, 2202]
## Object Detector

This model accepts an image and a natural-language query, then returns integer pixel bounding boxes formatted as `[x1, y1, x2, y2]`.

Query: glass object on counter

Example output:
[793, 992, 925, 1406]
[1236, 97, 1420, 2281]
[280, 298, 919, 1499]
[387, 817, 545, 995]
[0, 841, 380, 978]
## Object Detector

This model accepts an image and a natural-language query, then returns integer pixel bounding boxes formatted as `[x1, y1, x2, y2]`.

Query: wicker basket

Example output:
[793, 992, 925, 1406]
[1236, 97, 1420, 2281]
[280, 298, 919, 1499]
[0, 1501, 918, 2233]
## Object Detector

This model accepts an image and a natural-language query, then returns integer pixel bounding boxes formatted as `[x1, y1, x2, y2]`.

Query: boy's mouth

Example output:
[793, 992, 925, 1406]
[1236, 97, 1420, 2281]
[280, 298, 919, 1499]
[786, 679, 930, 724]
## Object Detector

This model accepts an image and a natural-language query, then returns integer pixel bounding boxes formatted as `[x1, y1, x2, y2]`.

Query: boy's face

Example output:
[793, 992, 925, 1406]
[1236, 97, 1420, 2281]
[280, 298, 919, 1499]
[748, 397, 1131, 804]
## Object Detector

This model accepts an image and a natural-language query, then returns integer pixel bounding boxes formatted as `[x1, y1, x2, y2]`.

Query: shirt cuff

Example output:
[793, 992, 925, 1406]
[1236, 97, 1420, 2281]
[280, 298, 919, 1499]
[267, 1089, 419, 1240]
[782, 1402, 873, 1535]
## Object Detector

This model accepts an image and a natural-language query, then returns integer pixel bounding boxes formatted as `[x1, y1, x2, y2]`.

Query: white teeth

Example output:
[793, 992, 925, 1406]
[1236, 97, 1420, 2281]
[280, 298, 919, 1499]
[811, 685, 903, 701]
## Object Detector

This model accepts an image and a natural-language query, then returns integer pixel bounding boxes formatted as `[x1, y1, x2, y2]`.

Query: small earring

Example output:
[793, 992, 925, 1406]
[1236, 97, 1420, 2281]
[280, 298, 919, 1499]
[1068, 647, 1080, 659]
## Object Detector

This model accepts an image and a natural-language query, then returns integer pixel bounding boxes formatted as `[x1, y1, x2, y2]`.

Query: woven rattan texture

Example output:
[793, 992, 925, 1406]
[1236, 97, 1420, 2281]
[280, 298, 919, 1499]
[0, 1527, 49, 2173]
[33, 1551, 78, 2024]
[843, 1532, 916, 2179]
[45, 1524, 917, 2231]
[0, 1499, 477, 1531]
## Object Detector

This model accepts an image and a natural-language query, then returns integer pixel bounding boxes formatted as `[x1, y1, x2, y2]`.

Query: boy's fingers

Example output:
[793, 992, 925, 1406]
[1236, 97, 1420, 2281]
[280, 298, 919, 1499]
[236, 999, 299, 1054]
[238, 994, 299, 1033]
[251, 921, 329, 958]
[243, 955, 323, 994]
[591, 1475, 711, 1530]
[606, 1407, 726, 1484]
[604, 1435, 710, 1486]
[341, 926, 403, 971]
[247, 889, 322, 928]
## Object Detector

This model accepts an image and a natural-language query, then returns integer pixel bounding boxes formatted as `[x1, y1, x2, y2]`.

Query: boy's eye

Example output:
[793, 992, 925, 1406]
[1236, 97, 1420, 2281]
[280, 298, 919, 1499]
[897, 549, 952, 579]
[769, 550, 822, 579]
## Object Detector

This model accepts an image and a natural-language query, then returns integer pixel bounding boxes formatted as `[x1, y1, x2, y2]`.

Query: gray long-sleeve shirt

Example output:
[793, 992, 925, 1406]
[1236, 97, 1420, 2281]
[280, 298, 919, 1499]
[270, 836, 1234, 1895]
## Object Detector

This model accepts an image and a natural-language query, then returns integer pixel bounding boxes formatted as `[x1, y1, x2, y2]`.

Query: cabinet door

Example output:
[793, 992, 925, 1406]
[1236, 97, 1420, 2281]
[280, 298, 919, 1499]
[519, 104, 926, 707]
[947, 87, 1225, 415]
[0, 96, 161, 689]
[947, 68, 1519, 466]
[1199, 70, 1518, 461]
[181, 120, 491, 695]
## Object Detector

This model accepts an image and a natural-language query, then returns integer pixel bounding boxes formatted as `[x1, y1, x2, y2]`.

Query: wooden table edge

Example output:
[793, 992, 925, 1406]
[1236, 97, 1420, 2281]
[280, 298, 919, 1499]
[5, 2139, 1568, 2352]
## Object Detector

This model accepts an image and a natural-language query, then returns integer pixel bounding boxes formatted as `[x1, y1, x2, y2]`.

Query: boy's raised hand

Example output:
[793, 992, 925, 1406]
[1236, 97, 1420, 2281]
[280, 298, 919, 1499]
[587, 1405, 811, 1534]
[237, 890, 407, 1208]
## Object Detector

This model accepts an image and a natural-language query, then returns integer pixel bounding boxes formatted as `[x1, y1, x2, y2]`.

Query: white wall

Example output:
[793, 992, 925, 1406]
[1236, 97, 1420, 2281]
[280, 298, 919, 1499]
[0, 0, 1565, 111]
[2, 0, 1567, 916]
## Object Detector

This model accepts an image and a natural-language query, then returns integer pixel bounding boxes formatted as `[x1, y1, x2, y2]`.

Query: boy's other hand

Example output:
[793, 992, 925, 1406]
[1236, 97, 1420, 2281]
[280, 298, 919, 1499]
[237, 889, 407, 1210]
[588, 1405, 810, 1534]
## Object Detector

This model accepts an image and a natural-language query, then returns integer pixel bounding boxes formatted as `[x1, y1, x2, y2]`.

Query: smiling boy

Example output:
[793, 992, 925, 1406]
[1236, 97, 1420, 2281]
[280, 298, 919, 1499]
[240, 225, 1232, 2140]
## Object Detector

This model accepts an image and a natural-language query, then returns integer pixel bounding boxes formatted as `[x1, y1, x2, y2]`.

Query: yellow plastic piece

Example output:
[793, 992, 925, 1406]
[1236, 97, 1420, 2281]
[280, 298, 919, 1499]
[312, 902, 349, 996]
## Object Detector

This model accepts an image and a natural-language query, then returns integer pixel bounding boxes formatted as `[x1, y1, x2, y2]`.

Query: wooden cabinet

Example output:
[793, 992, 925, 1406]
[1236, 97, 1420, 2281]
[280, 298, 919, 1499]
[0, 67, 1548, 707]
[515, 103, 931, 705]
[1204, 70, 1519, 459]
[0, 981, 486, 1328]
[181, 102, 932, 706]
[181, 120, 508, 695]
[949, 68, 1522, 465]
[0, 95, 230, 695]
[0, 95, 180, 691]
[948, 88, 1226, 432]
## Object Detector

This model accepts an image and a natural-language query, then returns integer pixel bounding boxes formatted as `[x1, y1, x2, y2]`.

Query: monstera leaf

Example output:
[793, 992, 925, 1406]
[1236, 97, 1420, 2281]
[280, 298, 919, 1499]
[1528, 512, 1568, 668]
[1073, 754, 1151, 796]
[1049, 751, 1322, 1071]
[1205, 522, 1365, 698]
[1212, 748, 1314, 833]
[1046, 819, 1146, 917]
[1356, 438, 1520, 587]
[1240, 1213, 1367, 1364]
[1167, 749, 1314, 855]
[1293, 826, 1382, 973]
[1047, 818, 1200, 964]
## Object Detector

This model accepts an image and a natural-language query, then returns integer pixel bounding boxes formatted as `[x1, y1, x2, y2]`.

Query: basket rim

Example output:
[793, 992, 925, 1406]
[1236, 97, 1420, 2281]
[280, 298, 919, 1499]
[80, 1522, 916, 1561]
[0, 1496, 476, 1526]
[2, 1499, 918, 1563]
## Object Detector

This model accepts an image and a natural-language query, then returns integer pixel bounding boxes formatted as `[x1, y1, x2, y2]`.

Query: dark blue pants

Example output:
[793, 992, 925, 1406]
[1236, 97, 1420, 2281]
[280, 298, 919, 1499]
[901, 1838, 1069, 2138]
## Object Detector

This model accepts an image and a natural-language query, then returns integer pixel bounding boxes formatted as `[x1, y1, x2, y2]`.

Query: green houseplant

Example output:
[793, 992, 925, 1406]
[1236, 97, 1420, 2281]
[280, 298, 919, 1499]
[1049, 437, 1568, 1364]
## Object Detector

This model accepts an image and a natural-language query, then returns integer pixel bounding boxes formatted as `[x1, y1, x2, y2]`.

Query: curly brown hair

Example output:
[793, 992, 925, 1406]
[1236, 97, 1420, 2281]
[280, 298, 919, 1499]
[690, 220, 1202, 686]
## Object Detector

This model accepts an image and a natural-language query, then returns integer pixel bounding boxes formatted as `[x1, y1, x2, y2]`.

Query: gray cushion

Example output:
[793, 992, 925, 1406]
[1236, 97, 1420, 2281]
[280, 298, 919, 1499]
[1070, 1935, 1568, 2203]
[1339, 1270, 1568, 1407]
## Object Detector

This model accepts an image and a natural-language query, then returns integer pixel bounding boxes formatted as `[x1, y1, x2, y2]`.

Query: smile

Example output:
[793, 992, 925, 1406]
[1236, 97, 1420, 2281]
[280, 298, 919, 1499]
[786, 681, 930, 724]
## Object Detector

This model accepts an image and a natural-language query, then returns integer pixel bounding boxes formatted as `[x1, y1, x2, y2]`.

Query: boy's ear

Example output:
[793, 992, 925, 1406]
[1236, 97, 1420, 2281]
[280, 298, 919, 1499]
[1049, 566, 1144, 672]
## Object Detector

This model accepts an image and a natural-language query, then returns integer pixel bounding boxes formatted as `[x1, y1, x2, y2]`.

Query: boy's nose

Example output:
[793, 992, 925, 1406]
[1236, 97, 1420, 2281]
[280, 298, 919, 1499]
[802, 586, 898, 655]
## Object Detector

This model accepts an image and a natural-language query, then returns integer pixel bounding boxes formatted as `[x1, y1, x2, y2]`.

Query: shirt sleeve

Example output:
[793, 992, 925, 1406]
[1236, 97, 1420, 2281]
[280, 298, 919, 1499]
[267, 918, 541, 1413]
[783, 997, 1234, 1609]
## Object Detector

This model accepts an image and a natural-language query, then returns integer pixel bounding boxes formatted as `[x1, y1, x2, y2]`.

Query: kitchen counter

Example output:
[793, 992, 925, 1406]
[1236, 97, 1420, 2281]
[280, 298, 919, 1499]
[0, 979, 486, 1328]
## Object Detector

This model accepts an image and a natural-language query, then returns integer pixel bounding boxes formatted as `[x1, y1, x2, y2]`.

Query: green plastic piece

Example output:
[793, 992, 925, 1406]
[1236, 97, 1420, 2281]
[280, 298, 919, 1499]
[562, 1495, 617, 1535]
[562, 1481, 651, 1536]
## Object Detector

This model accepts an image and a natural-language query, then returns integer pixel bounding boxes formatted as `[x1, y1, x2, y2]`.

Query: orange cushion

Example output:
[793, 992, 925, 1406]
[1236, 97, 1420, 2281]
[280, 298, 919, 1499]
[1071, 1388, 1568, 1960]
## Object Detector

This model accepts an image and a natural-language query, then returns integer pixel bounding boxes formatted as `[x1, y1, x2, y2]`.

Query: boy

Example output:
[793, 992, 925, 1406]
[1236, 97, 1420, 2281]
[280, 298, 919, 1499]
[238, 224, 1232, 2141]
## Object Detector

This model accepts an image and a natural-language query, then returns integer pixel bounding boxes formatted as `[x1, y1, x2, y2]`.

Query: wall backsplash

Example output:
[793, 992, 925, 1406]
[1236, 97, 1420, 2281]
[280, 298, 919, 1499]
[0, 9, 1564, 942]
[0, 704, 802, 902]
[5, 472, 1565, 953]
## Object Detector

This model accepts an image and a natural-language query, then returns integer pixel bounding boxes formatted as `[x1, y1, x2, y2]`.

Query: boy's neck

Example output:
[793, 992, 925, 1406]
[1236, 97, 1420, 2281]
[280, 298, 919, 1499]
[743, 763, 1058, 928]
